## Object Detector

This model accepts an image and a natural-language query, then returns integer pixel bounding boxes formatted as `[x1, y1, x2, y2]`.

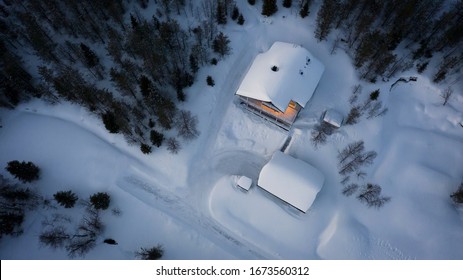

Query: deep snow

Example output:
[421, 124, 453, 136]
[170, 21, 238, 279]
[1, 2, 463, 260]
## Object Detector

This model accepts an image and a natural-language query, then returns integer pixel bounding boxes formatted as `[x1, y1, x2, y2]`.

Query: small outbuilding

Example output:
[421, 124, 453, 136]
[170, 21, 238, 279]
[237, 176, 252, 191]
[257, 151, 324, 213]
[322, 109, 343, 128]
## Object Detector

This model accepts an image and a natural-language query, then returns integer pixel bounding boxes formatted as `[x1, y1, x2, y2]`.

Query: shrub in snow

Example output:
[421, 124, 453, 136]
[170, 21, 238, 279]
[111, 207, 122, 216]
[248, 0, 256, 5]
[207, 76, 215, 86]
[5, 160, 40, 183]
[89, 192, 110, 210]
[136, 245, 164, 260]
[140, 143, 152, 154]
[451, 183, 463, 204]
[54, 190, 78, 208]
[211, 58, 218, 65]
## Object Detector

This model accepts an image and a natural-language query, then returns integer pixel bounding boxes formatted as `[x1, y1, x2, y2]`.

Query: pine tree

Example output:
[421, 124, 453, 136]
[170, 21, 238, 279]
[207, 76, 215, 86]
[140, 143, 152, 154]
[80, 43, 99, 68]
[238, 14, 245, 25]
[248, 0, 256, 5]
[102, 112, 120, 133]
[5, 161, 40, 183]
[150, 130, 165, 147]
[189, 54, 199, 73]
[89, 192, 110, 210]
[262, 0, 278, 16]
[232, 6, 239, 21]
[53, 190, 78, 208]
[283, 0, 292, 8]
[217, 2, 227, 25]
[300, 1, 310, 18]
[213, 32, 231, 57]
[314, 0, 339, 41]
[451, 183, 463, 204]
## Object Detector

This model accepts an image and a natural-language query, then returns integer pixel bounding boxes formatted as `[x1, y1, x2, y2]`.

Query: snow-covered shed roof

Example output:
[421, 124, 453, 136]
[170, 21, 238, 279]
[323, 109, 343, 128]
[237, 176, 252, 191]
[257, 151, 325, 212]
[236, 41, 325, 112]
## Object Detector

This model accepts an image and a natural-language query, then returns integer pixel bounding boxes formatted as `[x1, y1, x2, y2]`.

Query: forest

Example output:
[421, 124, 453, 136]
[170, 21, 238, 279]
[0, 0, 462, 154]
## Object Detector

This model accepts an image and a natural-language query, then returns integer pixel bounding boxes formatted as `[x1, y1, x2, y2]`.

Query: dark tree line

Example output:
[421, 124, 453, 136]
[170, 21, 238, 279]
[0, 0, 236, 154]
[314, 0, 463, 83]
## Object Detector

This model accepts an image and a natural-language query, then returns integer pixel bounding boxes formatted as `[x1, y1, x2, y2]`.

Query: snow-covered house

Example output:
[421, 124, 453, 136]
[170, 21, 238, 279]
[257, 151, 325, 213]
[236, 42, 325, 130]
[322, 109, 343, 128]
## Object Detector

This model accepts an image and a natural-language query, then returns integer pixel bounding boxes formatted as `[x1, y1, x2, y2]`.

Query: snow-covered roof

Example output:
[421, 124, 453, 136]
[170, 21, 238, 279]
[236, 41, 325, 112]
[237, 176, 252, 191]
[257, 151, 324, 212]
[323, 109, 343, 128]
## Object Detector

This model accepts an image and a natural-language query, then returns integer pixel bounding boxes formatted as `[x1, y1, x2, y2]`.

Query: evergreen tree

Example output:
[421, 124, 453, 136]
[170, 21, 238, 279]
[89, 192, 110, 210]
[189, 54, 199, 73]
[140, 143, 152, 154]
[5, 161, 40, 183]
[80, 43, 99, 68]
[207, 76, 215, 86]
[217, 2, 227, 25]
[232, 6, 239, 21]
[248, 0, 256, 5]
[53, 190, 78, 208]
[283, 0, 292, 8]
[262, 0, 278, 17]
[102, 112, 120, 133]
[238, 14, 245, 25]
[150, 130, 165, 147]
[300, 1, 310, 18]
[212, 32, 231, 57]
[314, 0, 339, 41]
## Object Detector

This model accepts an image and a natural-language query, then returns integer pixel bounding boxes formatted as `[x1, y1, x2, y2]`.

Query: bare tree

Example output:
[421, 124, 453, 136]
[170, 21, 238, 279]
[166, 137, 181, 154]
[441, 86, 453, 106]
[338, 141, 377, 176]
[357, 183, 390, 208]
[342, 183, 359, 197]
[39, 226, 70, 249]
[311, 122, 334, 148]
[175, 110, 199, 140]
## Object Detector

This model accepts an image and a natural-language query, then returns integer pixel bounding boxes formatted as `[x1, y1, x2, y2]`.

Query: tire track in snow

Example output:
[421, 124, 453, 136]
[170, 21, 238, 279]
[116, 175, 276, 259]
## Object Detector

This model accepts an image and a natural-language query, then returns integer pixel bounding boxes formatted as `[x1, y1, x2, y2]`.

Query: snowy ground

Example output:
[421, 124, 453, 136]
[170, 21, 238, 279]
[1, 3, 463, 260]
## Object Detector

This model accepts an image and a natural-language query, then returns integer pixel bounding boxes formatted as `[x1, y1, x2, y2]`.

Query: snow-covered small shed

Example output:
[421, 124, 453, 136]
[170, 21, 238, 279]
[236, 42, 325, 130]
[323, 109, 343, 128]
[257, 151, 325, 213]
